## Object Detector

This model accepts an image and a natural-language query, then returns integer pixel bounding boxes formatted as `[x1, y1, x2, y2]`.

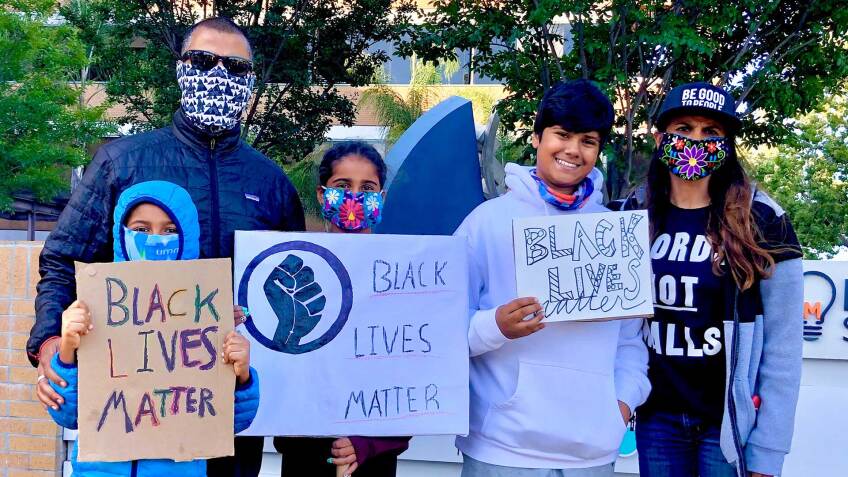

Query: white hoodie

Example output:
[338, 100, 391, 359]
[454, 163, 650, 469]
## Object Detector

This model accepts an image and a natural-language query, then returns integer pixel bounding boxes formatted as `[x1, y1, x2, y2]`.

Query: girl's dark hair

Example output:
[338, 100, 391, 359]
[318, 141, 387, 188]
[647, 132, 775, 291]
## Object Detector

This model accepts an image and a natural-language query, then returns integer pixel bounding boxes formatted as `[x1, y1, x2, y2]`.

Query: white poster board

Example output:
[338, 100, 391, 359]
[234, 231, 469, 437]
[801, 260, 848, 360]
[513, 210, 653, 322]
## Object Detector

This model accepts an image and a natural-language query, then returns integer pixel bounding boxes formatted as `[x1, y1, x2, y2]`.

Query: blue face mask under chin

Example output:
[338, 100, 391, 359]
[123, 227, 181, 261]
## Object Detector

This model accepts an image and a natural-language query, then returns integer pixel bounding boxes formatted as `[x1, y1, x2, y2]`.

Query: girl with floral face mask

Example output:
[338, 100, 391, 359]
[316, 141, 386, 234]
[273, 142, 409, 477]
[621, 83, 804, 477]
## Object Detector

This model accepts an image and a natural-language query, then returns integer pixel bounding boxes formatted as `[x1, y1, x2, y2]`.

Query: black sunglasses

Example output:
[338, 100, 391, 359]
[181, 50, 254, 77]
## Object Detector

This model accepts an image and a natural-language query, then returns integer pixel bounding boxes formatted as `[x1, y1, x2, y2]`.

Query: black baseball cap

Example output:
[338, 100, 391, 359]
[655, 82, 742, 133]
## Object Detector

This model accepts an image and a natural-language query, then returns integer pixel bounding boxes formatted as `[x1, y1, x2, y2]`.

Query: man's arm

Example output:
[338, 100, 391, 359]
[276, 173, 305, 232]
[28, 148, 115, 366]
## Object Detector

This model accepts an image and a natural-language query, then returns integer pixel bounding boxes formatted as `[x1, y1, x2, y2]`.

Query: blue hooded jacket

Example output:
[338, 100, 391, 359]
[48, 180, 260, 477]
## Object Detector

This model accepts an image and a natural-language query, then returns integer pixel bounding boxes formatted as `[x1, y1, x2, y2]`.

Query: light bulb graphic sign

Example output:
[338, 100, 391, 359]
[234, 231, 470, 437]
[801, 260, 848, 360]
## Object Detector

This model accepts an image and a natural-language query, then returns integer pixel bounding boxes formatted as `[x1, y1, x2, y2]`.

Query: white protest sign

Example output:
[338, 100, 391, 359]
[513, 210, 653, 322]
[801, 260, 848, 360]
[234, 231, 469, 436]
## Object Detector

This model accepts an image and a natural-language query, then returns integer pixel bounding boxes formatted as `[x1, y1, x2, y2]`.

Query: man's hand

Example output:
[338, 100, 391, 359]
[223, 331, 251, 385]
[35, 337, 64, 410]
[618, 400, 632, 425]
[496, 297, 545, 339]
[59, 300, 92, 363]
[750, 473, 773, 477]
[330, 437, 358, 475]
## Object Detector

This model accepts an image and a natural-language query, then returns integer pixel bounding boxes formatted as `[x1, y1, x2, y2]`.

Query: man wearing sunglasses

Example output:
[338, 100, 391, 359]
[29, 17, 304, 477]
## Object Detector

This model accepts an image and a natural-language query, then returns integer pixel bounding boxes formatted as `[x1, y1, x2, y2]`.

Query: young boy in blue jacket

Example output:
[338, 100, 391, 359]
[46, 180, 260, 476]
[454, 80, 650, 476]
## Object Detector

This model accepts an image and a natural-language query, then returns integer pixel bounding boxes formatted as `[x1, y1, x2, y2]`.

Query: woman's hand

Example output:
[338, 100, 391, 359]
[330, 437, 358, 475]
[234, 305, 247, 326]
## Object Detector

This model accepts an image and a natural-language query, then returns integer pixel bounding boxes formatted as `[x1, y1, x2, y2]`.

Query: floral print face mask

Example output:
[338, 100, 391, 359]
[321, 187, 384, 232]
[655, 132, 730, 181]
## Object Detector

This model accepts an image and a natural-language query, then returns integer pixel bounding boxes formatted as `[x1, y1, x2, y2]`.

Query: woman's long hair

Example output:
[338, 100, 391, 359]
[646, 135, 774, 291]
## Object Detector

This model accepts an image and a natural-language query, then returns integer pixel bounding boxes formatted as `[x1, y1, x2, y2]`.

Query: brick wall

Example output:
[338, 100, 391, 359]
[0, 242, 64, 477]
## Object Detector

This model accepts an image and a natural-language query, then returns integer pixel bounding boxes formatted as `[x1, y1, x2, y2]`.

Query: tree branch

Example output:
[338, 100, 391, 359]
[532, 0, 566, 81]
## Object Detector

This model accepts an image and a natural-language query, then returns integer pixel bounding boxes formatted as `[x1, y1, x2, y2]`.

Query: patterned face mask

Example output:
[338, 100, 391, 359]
[176, 61, 256, 134]
[321, 187, 383, 232]
[655, 132, 730, 181]
[123, 227, 181, 261]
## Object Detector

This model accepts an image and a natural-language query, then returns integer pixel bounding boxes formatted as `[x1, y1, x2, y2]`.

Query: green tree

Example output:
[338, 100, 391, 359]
[0, 0, 112, 209]
[71, 0, 416, 163]
[749, 90, 848, 257]
[361, 59, 497, 145]
[360, 60, 442, 145]
[402, 0, 848, 198]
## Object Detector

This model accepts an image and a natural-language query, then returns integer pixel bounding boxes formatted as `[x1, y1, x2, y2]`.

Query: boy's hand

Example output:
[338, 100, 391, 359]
[223, 331, 251, 384]
[330, 437, 358, 475]
[618, 400, 631, 424]
[59, 300, 92, 364]
[496, 297, 545, 339]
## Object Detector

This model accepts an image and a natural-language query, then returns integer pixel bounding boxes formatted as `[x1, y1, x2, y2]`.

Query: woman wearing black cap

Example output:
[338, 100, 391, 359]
[617, 83, 804, 477]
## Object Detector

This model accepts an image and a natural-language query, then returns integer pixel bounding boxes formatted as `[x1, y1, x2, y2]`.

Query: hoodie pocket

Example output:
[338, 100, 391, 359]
[734, 378, 757, 445]
[481, 360, 625, 459]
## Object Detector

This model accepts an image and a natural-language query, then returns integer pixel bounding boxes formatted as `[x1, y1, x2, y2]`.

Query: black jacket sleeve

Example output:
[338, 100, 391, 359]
[28, 148, 116, 366]
[277, 173, 305, 232]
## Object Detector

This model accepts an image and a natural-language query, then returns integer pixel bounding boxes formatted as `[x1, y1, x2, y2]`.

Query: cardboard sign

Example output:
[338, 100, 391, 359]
[75, 259, 235, 462]
[513, 211, 653, 322]
[234, 231, 469, 437]
[802, 260, 848, 360]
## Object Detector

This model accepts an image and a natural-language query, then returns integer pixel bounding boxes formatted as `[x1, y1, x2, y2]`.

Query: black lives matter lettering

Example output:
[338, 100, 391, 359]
[522, 213, 647, 317]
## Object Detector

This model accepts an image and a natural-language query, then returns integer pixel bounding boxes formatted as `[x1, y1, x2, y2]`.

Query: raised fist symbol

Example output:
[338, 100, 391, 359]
[264, 254, 327, 352]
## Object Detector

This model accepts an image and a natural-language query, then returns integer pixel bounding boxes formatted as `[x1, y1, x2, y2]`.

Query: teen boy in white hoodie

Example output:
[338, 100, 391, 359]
[455, 79, 651, 477]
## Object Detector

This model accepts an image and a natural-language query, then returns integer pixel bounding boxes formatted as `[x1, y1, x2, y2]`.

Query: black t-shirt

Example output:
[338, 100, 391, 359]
[638, 200, 803, 423]
[640, 205, 730, 423]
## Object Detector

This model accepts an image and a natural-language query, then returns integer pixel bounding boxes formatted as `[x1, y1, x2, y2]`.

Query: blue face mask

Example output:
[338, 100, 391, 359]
[123, 227, 181, 261]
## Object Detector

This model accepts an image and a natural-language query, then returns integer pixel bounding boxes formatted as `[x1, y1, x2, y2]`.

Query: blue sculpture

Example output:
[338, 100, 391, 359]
[375, 96, 485, 235]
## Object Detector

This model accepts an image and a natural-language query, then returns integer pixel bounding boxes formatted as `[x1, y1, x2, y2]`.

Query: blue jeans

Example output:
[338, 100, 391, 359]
[461, 454, 615, 477]
[636, 411, 737, 477]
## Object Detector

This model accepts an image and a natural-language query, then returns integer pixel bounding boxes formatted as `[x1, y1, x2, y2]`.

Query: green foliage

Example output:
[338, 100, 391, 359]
[402, 0, 848, 198]
[284, 146, 325, 219]
[749, 90, 848, 257]
[361, 59, 497, 145]
[360, 59, 440, 145]
[69, 0, 417, 164]
[0, 0, 112, 209]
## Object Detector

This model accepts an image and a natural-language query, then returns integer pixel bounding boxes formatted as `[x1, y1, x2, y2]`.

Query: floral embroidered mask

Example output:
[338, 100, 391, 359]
[321, 187, 383, 232]
[655, 132, 730, 181]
